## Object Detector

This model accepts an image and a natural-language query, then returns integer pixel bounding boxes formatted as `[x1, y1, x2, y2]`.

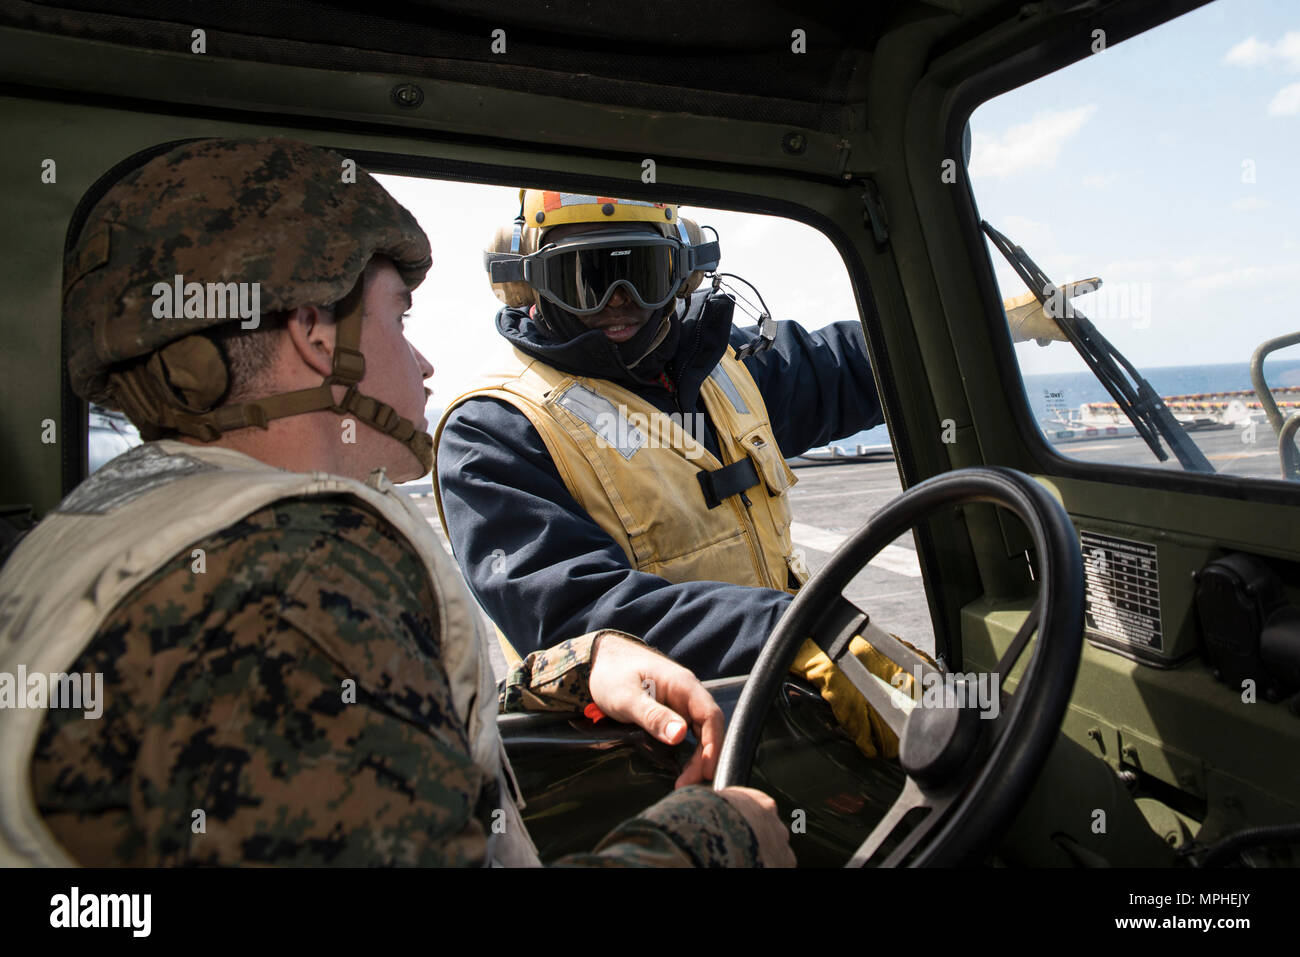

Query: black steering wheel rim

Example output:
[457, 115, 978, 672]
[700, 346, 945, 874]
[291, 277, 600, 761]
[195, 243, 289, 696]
[714, 466, 1085, 866]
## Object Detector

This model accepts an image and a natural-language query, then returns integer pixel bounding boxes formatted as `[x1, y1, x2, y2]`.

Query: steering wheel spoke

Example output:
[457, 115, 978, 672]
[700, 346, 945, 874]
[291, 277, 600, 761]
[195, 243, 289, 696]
[845, 777, 958, 867]
[810, 597, 932, 738]
[980, 595, 1045, 746]
[821, 630, 912, 738]
[994, 594, 1043, 679]
[811, 596, 871, 662]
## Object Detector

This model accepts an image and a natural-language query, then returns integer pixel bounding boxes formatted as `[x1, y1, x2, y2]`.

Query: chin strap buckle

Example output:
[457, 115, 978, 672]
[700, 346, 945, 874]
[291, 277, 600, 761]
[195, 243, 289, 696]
[331, 347, 367, 384]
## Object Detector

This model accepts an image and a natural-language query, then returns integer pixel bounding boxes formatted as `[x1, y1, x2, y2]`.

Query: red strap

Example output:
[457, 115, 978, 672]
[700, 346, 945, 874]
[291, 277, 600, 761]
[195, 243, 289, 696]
[583, 703, 606, 724]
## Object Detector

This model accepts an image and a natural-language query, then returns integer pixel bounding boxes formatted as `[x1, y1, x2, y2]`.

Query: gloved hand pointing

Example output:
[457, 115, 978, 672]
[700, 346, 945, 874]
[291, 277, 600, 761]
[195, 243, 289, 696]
[1004, 277, 1101, 345]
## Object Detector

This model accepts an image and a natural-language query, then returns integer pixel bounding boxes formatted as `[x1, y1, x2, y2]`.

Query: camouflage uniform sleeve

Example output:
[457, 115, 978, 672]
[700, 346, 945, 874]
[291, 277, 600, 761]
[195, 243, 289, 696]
[498, 633, 596, 714]
[498, 629, 648, 714]
[553, 785, 762, 867]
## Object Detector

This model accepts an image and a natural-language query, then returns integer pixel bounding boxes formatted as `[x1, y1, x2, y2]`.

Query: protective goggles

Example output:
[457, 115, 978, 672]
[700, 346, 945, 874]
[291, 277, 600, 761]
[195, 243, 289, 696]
[486, 227, 720, 316]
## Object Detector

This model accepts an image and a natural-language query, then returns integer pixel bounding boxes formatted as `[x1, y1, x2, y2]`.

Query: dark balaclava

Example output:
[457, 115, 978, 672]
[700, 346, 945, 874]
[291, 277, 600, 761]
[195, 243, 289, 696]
[533, 295, 681, 386]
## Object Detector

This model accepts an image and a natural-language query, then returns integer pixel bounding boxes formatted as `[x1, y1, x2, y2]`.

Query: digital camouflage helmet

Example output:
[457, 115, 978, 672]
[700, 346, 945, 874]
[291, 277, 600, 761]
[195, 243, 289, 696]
[63, 137, 435, 471]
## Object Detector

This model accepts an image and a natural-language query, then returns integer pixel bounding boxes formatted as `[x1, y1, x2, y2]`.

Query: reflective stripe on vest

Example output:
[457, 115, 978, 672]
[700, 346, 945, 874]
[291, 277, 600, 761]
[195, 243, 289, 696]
[433, 346, 803, 663]
[0, 441, 539, 867]
[708, 363, 749, 414]
[555, 384, 646, 460]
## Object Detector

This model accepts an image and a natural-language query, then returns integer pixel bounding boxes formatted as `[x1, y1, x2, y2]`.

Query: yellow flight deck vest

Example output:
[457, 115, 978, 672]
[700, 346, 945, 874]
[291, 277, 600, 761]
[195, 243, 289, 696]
[434, 346, 931, 763]
[0, 441, 539, 867]
[434, 345, 808, 665]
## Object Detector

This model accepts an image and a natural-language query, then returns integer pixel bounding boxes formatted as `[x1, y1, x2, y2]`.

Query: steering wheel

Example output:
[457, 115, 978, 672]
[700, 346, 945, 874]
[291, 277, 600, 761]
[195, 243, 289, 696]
[714, 466, 1084, 866]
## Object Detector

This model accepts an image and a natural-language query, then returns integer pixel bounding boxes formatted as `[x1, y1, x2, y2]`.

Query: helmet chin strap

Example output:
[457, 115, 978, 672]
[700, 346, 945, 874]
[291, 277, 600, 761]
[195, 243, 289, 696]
[110, 273, 435, 475]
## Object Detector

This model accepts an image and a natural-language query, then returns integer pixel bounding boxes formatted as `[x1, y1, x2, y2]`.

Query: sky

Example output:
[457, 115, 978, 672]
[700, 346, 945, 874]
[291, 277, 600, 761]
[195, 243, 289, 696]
[378, 0, 1298, 418]
[970, 0, 1299, 377]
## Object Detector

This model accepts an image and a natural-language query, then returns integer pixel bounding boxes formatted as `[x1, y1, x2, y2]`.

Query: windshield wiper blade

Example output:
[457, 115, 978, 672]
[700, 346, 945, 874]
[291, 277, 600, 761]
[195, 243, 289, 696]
[983, 221, 1214, 473]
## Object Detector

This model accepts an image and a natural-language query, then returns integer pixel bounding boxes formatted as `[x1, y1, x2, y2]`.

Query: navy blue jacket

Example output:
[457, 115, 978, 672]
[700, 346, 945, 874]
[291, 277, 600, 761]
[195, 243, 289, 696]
[437, 291, 882, 679]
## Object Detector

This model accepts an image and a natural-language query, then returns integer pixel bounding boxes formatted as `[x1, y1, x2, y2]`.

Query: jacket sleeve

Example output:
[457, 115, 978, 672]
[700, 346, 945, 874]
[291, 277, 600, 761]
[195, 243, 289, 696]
[438, 397, 793, 680]
[729, 318, 884, 458]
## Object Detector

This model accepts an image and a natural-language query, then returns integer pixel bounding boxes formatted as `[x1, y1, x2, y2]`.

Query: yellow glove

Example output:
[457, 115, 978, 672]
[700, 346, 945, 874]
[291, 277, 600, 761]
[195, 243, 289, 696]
[791, 635, 939, 760]
[1004, 278, 1100, 345]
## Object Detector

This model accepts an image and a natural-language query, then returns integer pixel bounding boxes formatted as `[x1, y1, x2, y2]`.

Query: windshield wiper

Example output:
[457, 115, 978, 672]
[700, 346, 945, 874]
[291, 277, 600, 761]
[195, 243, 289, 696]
[983, 221, 1214, 473]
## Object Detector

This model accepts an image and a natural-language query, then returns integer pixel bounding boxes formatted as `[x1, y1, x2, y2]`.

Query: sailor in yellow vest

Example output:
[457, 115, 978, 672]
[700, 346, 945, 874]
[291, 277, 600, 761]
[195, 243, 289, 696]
[435, 190, 930, 759]
[0, 140, 794, 867]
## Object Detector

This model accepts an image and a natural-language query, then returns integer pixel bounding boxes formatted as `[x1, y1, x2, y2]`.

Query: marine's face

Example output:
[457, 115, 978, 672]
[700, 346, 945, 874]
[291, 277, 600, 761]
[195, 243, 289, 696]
[352, 257, 434, 480]
[541, 221, 659, 344]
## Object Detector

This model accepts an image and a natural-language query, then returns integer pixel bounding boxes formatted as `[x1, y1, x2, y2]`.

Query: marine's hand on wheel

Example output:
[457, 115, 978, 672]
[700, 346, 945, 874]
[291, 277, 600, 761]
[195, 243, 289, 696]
[717, 787, 797, 868]
[587, 630, 726, 788]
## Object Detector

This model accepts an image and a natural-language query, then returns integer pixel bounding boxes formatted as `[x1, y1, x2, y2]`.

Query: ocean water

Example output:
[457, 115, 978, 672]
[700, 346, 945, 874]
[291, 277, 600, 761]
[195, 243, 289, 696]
[825, 358, 1300, 452]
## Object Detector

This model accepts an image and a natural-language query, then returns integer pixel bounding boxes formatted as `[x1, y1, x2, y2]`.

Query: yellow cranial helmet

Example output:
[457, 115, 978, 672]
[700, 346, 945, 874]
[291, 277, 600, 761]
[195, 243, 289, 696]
[523, 190, 679, 229]
[485, 189, 717, 308]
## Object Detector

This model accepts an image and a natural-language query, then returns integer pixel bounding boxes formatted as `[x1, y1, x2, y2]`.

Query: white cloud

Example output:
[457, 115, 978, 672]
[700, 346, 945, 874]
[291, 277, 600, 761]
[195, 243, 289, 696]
[1095, 255, 1232, 282]
[1267, 82, 1300, 116]
[1224, 31, 1300, 71]
[968, 105, 1098, 179]
[994, 215, 1054, 253]
[1185, 261, 1300, 292]
[1081, 172, 1117, 189]
[1225, 36, 1270, 67]
[1230, 195, 1269, 212]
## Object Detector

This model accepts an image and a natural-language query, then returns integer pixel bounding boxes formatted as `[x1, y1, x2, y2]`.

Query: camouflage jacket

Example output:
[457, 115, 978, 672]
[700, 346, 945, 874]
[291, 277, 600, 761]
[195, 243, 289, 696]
[29, 496, 760, 867]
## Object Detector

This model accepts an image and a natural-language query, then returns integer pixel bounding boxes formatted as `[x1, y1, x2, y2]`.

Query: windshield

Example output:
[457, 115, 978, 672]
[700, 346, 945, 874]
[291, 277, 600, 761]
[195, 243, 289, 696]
[968, 0, 1300, 483]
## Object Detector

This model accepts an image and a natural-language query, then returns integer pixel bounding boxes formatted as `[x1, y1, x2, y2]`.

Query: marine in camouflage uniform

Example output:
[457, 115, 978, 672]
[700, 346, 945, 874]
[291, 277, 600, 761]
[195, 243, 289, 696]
[0, 138, 763, 867]
[28, 455, 757, 867]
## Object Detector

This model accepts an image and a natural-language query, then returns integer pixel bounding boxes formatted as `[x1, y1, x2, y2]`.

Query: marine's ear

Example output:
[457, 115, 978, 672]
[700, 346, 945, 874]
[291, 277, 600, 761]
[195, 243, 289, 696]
[677, 217, 719, 297]
[485, 224, 539, 307]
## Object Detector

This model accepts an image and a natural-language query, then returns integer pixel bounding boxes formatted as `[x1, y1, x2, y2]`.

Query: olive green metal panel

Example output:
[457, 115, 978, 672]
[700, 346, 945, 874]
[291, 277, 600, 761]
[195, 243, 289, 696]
[1043, 474, 1300, 564]
[0, 27, 859, 181]
[0, 106, 74, 516]
[961, 594, 1300, 836]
